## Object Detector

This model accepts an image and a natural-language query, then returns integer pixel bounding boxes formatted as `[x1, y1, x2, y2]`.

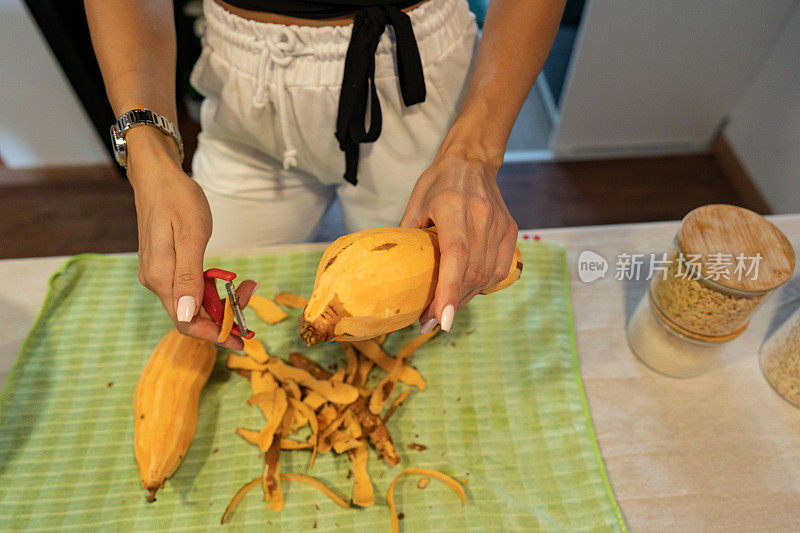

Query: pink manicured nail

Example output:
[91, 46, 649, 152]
[440, 305, 455, 332]
[420, 318, 438, 334]
[176, 295, 195, 322]
[254, 282, 261, 292]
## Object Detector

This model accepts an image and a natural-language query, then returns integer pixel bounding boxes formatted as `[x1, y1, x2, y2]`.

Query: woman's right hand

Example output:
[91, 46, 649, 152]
[126, 127, 253, 350]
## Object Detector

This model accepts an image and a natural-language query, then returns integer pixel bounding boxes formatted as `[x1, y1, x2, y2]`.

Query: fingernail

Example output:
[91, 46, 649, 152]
[440, 304, 455, 332]
[254, 282, 261, 292]
[176, 295, 195, 323]
[420, 318, 438, 334]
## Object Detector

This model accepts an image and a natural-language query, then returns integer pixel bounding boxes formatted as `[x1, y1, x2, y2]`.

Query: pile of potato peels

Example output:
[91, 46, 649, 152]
[220, 293, 466, 530]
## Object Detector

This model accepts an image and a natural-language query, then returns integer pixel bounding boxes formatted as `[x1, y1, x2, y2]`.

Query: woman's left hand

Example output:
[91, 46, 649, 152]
[400, 151, 518, 333]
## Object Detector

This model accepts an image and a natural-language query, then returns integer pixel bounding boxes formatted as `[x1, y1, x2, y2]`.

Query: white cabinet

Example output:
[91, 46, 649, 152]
[0, 0, 108, 168]
[552, 0, 798, 159]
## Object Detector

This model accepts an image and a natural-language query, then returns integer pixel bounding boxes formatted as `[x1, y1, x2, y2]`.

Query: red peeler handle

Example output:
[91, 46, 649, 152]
[203, 268, 255, 339]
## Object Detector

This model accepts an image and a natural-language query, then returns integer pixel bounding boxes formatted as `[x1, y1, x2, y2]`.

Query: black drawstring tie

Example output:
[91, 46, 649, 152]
[335, 6, 426, 185]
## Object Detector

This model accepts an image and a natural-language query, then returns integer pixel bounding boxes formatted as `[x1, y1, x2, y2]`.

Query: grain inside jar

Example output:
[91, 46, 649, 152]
[649, 204, 794, 342]
[650, 247, 768, 338]
[761, 307, 800, 408]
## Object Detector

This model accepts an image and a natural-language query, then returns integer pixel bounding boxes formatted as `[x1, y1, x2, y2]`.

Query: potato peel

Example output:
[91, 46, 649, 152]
[223, 328, 454, 527]
[216, 297, 235, 343]
[254, 387, 287, 452]
[280, 473, 351, 509]
[242, 337, 270, 364]
[236, 427, 260, 446]
[382, 390, 413, 424]
[370, 328, 438, 414]
[303, 390, 326, 411]
[250, 371, 279, 420]
[248, 295, 288, 324]
[283, 379, 302, 401]
[221, 476, 261, 525]
[274, 292, 308, 309]
[387, 468, 466, 533]
[396, 328, 439, 361]
[288, 398, 319, 468]
[221, 472, 352, 525]
[286, 352, 400, 466]
[349, 442, 375, 507]
[316, 404, 338, 430]
[331, 434, 361, 454]
[237, 429, 313, 451]
[265, 358, 358, 404]
[353, 354, 374, 388]
[341, 342, 358, 384]
[351, 339, 426, 390]
[281, 438, 313, 450]
[227, 353, 266, 372]
[263, 433, 284, 510]
[317, 412, 346, 454]
[330, 367, 346, 382]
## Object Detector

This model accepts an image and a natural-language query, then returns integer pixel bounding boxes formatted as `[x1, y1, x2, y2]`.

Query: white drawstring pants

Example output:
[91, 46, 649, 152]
[191, 0, 478, 250]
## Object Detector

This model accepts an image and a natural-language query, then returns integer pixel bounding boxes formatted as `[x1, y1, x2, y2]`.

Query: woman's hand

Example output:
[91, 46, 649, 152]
[127, 128, 254, 350]
[400, 148, 518, 333]
[86, 0, 258, 348]
[394, 0, 565, 334]
[398, 0, 564, 333]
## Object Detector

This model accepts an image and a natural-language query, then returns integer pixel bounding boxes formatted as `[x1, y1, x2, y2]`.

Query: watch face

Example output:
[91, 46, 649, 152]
[109, 109, 182, 168]
[109, 126, 127, 166]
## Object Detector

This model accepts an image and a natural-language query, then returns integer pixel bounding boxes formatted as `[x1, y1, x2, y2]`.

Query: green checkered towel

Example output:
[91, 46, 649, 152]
[0, 242, 624, 531]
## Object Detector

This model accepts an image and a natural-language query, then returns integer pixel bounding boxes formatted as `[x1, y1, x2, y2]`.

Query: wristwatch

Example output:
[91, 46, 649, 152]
[109, 108, 184, 168]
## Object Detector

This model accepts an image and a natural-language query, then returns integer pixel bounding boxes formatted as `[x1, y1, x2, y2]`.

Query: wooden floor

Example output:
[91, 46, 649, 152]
[499, 154, 747, 229]
[0, 154, 763, 259]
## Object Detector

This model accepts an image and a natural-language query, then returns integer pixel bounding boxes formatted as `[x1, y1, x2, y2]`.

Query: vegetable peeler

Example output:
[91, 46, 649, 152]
[203, 268, 255, 339]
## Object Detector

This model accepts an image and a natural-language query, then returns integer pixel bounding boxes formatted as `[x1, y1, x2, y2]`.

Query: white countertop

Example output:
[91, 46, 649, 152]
[3, 216, 800, 531]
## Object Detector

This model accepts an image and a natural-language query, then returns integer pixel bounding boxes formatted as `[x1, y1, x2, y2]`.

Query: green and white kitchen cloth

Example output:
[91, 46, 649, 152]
[0, 241, 625, 531]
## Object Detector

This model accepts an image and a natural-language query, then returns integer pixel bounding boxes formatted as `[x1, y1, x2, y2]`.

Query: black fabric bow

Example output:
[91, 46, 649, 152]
[335, 5, 426, 185]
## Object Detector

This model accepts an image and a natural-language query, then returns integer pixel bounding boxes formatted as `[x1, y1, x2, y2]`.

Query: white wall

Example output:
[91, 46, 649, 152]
[725, 3, 800, 214]
[0, 0, 109, 167]
[552, 0, 798, 158]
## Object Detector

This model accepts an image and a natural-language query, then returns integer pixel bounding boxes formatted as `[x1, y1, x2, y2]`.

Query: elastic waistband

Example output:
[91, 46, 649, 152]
[201, 0, 474, 84]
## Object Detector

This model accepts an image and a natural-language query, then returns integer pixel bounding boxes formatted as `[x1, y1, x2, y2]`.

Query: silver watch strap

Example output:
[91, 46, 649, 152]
[110, 108, 184, 168]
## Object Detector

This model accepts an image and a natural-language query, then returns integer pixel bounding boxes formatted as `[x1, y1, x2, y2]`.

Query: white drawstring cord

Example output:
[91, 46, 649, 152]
[252, 46, 271, 108]
[252, 30, 310, 170]
[273, 65, 297, 170]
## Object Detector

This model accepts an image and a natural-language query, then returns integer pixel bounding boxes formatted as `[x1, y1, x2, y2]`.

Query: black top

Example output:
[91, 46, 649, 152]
[223, 1, 427, 185]
[223, 0, 421, 19]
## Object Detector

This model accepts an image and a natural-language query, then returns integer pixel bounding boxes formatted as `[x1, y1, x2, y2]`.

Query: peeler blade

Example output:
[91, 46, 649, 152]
[225, 281, 250, 336]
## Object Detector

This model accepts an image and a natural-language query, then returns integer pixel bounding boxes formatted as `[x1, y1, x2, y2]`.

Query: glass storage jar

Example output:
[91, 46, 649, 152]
[628, 296, 727, 377]
[648, 243, 771, 341]
[761, 306, 800, 408]
[628, 204, 795, 377]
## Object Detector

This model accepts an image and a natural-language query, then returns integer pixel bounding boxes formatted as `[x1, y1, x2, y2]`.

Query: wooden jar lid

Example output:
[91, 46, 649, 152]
[678, 204, 796, 292]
